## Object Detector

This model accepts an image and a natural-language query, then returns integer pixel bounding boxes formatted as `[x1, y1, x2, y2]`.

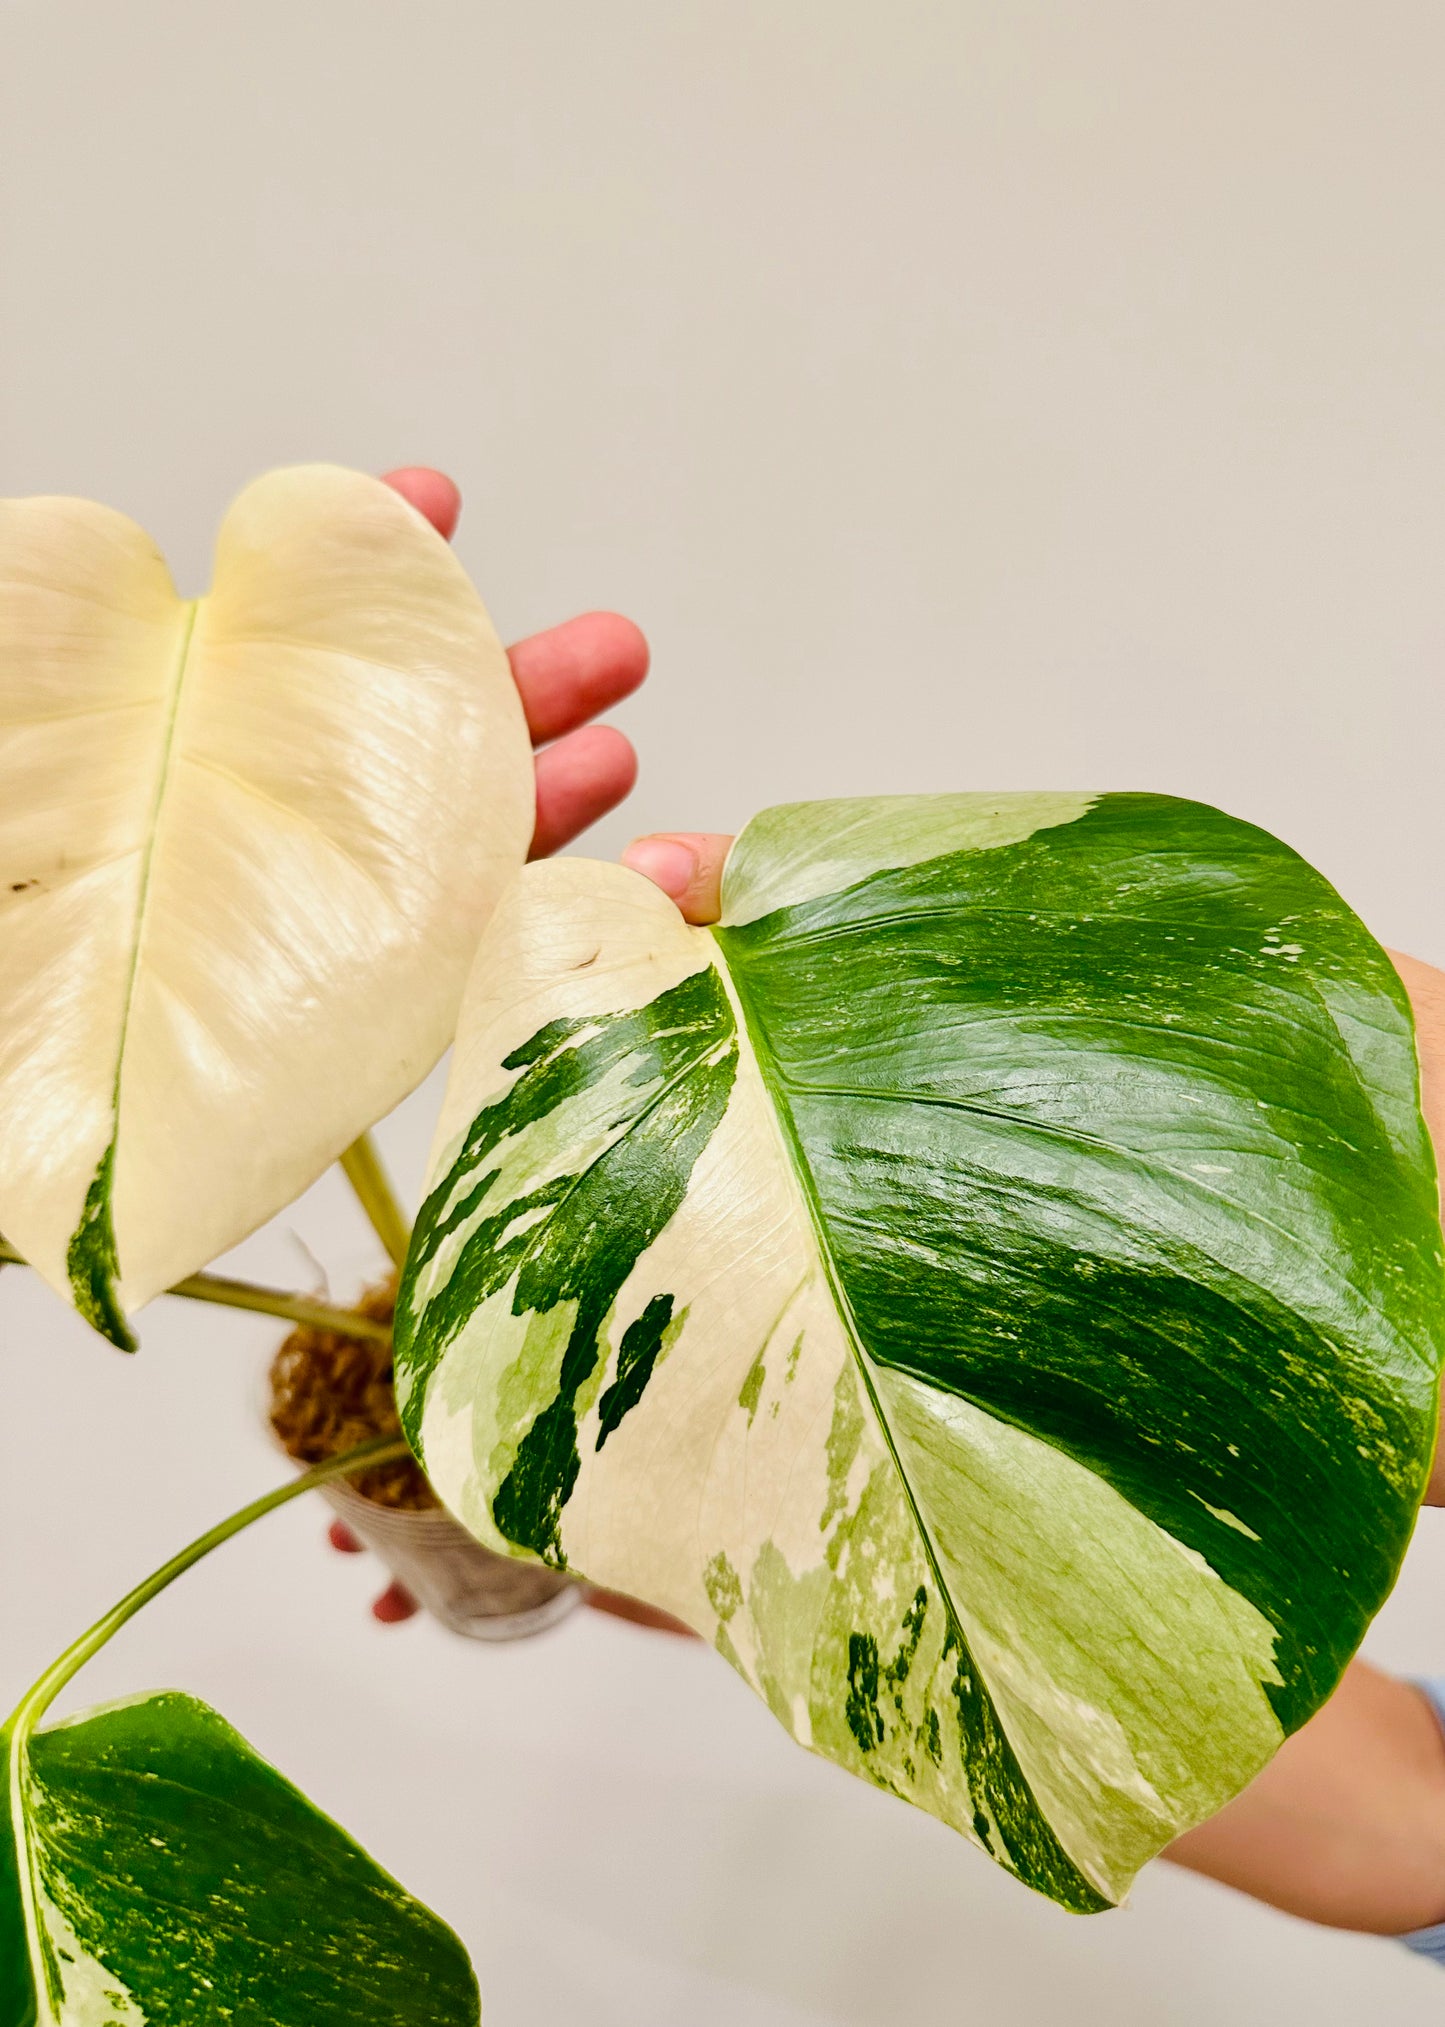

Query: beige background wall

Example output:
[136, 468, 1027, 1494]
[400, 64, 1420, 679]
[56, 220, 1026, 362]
[4, 4, 1445, 2020]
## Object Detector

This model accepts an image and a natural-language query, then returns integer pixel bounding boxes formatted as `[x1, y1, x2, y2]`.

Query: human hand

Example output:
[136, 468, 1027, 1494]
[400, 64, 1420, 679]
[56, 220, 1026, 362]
[619, 832, 734, 923]
[326, 1516, 693, 1632]
[384, 467, 646, 858]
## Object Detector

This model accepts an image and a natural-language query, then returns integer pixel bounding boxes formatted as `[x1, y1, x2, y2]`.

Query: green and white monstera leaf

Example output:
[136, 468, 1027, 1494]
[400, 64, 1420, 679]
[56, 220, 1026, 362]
[0, 466, 531, 1346]
[0, 1690, 478, 2025]
[395, 792, 1445, 1911]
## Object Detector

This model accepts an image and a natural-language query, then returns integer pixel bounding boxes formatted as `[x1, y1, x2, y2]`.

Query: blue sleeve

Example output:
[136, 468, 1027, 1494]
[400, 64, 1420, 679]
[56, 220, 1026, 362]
[1401, 1678, 1445, 1965]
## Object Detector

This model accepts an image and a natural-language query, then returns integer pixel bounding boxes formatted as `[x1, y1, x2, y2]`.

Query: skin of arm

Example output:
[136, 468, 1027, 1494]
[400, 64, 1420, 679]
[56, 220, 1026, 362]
[617, 836, 1445, 1937]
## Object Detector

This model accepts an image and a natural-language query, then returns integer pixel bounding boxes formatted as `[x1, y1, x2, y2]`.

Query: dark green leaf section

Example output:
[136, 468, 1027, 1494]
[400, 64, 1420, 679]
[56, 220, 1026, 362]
[65, 1142, 135, 1353]
[717, 793, 1445, 1733]
[597, 1293, 676, 1448]
[0, 1693, 478, 2027]
[397, 967, 737, 1564]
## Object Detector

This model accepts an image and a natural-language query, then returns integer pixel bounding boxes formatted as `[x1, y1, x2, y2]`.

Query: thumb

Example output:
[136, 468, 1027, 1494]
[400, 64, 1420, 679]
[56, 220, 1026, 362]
[621, 833, 733, 925]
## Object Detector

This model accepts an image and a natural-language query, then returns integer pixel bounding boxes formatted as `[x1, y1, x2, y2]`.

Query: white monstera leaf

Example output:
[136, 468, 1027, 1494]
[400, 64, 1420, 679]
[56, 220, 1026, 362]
[394, 792, 1444, 1911]
[0, 466, 531, 1345]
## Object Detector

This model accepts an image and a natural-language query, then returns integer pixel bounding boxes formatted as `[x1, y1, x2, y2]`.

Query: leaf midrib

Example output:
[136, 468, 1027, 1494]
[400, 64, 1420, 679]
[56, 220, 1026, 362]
[109, 597, 201, 1142]
[707, 939, 979, 1701]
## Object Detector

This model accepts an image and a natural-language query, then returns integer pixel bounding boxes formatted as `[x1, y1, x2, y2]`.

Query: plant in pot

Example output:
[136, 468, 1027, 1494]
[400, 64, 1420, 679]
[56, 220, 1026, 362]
[0, 465, 1440, 2020]
[265, 1262, 581, 1638]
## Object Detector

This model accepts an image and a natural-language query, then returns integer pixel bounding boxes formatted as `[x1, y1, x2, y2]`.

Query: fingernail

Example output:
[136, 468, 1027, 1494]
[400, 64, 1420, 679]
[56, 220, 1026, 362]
[623, 837, 696, 899]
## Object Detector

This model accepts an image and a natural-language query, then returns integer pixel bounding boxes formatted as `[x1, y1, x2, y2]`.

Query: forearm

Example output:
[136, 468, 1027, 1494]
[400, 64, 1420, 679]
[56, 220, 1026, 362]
[1166, 1659, 1445, 1933]
[1388, 950, 1445, 1502]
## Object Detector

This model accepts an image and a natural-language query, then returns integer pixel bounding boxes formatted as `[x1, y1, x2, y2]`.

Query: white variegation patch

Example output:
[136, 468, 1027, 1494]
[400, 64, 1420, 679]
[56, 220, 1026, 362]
[720, 791, 1097, 926]
[423, 858, 718, 1186]
[37, 1878, 145, 2027]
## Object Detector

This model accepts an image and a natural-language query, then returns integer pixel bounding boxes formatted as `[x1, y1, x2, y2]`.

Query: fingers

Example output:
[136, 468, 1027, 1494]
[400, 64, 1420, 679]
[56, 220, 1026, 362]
[376, 475, 646, 857]
[584, 1588, 698, 1636]
[328, 1518, 419, 1621]
[334, 1520, 687, 1631]
[372, 1581, 420, 1624]
[381, 466, 462, 541]
[621, 833, 734, 925]
[376, 479, 649, 747]
[508, 612, 649, 746]
[531, 725, 638, 860]
[519, 612, 648, 856]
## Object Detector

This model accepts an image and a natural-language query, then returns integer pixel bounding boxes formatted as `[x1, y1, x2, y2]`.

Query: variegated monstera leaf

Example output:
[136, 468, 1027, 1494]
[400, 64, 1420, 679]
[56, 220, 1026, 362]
[0, 1692, 478, 2024]
[0, 466, 531, 1345]
[394, 792, 1445, 1911]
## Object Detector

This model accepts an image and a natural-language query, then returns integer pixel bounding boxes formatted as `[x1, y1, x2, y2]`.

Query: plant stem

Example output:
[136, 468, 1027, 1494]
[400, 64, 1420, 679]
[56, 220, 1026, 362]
[339, 1131, 412, 1269]
[168, 1269, 392, 1343]
[0, 1238, 390, 1344]
[4, 1435, 408, 1743]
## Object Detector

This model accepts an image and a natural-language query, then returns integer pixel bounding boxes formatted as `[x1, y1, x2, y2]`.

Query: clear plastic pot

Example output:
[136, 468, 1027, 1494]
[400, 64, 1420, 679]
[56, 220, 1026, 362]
[262, 1338, 583, 1641]
[317, 1476, 585, 1641]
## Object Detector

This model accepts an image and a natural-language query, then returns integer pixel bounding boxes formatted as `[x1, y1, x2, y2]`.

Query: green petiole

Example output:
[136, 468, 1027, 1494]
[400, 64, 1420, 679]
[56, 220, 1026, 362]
[5, 1434, 408, 1744]
[2, 1434, 408, 2016]
[339, 1131, 412, 1269]
[0, 1238, 392, 1345]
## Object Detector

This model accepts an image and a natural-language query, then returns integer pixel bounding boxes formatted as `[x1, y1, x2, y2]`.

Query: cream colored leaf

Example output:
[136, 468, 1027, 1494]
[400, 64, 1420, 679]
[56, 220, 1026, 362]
[0, 464, 532, 1341]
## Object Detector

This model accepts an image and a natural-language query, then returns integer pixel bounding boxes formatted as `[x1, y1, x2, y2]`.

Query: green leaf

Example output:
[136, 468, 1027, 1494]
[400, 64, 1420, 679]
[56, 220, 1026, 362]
[0, 466, 532, 1345]
[394, 795, 1445, 1911]
[0, 1691, 478, 2026]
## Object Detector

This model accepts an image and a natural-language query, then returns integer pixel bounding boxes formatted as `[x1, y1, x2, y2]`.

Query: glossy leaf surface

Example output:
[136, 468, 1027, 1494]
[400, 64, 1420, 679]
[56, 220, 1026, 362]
[0, 466, 531, 1343]
[395, 793, 1445, 1909]
[0, 1691, 478, 2025]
